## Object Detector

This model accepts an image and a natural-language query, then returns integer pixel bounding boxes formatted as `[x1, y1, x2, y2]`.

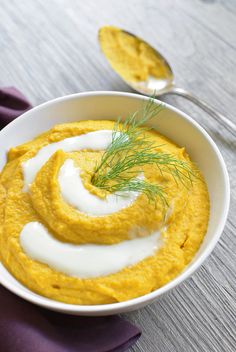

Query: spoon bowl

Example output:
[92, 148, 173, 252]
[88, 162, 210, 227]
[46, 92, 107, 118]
[119, 30, 174, 96]
[99, 26, 236, 134]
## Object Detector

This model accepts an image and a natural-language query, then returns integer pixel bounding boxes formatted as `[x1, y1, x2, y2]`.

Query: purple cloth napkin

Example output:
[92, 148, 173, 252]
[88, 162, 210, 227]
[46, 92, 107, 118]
[0, 87, 32, 127]
[0, 87, 141, 352]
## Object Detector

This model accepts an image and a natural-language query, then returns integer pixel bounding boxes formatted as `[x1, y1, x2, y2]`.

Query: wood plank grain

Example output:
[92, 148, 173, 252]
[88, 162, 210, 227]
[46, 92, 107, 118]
[0, 0, 235, 351]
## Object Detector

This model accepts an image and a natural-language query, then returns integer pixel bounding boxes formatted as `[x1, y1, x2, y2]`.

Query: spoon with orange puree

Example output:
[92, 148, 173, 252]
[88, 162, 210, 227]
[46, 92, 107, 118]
[99, 26, 235, 134]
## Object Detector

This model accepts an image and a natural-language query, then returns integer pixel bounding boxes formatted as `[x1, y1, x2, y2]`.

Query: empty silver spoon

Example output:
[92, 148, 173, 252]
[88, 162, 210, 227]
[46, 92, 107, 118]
[99, 27, 236, 134]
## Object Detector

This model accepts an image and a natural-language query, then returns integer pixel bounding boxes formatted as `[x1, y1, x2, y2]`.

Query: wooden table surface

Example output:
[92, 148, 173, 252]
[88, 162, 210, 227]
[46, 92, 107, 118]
[1, 0, 235, 351]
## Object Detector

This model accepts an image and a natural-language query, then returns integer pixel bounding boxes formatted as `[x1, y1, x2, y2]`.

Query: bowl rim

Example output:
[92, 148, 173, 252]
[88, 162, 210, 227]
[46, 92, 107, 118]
[0, 91, 230, 314]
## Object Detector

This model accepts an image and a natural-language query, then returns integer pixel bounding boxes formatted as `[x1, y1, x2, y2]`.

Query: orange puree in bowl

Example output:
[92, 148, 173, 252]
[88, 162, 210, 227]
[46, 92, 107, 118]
[0, 120, 209, 305]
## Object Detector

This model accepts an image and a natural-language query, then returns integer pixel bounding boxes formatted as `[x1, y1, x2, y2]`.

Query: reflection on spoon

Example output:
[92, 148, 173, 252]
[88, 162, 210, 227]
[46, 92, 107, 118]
[98, 26, 236, 134]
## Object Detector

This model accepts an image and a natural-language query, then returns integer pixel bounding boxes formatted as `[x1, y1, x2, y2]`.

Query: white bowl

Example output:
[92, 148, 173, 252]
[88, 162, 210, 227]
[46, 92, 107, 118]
[0, 92, 230, 316]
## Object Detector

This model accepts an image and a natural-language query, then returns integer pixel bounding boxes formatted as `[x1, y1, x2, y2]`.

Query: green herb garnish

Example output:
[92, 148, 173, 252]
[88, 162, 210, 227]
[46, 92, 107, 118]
[91, 98, 195, 206]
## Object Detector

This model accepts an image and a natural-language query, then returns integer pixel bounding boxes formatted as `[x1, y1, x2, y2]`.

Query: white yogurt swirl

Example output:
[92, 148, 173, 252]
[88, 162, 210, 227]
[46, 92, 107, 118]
[58, 159, 140, 216]
[20, 129, 163, 278]
[20, 222, 162, 278]
[22, 130, 115, 191]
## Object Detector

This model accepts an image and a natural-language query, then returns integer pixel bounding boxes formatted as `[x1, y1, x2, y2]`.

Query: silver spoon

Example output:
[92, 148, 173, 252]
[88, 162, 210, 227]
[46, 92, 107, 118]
[99, 28, 236, 134]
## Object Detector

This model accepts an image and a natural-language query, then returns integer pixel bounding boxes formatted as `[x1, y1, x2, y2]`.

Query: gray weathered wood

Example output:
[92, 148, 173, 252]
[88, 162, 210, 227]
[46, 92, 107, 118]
[0, 0, 235, 351]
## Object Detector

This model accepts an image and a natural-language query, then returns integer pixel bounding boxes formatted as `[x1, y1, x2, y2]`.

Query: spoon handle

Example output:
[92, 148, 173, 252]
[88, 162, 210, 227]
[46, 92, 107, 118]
[164, 86, 236, 135]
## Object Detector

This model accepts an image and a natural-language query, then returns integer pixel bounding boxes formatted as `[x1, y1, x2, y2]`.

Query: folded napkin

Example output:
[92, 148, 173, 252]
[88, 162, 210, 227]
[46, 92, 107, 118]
[0, 87, 141, 352]
[0, 87, 32, 127]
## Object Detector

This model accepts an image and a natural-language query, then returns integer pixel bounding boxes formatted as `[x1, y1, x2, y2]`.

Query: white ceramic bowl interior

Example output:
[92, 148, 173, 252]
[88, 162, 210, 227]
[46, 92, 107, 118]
[0, 92, 230, 316]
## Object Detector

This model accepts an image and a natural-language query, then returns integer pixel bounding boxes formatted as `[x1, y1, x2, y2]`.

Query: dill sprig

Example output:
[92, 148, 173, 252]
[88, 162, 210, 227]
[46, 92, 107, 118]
[91, 98, 195, 205]
[100, 177, 168, 208]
